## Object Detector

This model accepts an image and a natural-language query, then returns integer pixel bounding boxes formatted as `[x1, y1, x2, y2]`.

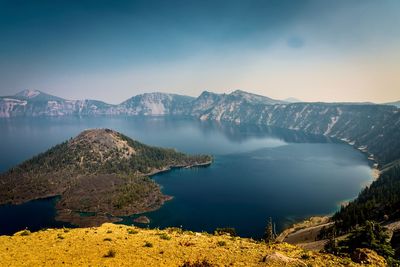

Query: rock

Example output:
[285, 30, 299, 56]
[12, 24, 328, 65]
[133, 216, 150, 224]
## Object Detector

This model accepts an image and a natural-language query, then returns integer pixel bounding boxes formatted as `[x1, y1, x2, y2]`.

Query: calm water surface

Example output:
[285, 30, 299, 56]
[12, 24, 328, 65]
[0, 117, 372, 237]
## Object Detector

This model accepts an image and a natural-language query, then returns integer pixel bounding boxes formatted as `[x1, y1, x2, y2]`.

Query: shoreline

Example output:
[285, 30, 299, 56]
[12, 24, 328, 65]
[56, 160, 213, 227]
[0, 159, 213, 231]
[371, 167, 380, 180]
[279, 164, 382, 243]
[145, 159, 213, 177]
[278, 152, 383, 248]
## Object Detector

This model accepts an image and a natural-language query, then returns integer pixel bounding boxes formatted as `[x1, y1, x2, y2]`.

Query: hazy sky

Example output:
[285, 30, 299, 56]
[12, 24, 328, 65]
[0, 0, 399, 104]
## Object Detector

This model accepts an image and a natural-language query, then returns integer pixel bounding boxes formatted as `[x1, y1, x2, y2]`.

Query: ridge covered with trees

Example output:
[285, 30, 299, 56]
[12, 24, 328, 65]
[0, 129, 212, 226]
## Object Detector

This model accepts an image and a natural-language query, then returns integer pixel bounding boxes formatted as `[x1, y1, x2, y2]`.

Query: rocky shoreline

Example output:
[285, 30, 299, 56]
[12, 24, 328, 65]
[144, 160, 213, 176]
[54, 160, 213, 227]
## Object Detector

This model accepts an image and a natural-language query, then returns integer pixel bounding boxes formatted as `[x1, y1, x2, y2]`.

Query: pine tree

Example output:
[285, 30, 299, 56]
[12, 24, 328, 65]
[263, 217, 275, 243]
[341, 221, 395, 260]
[325, 236, 339, 255]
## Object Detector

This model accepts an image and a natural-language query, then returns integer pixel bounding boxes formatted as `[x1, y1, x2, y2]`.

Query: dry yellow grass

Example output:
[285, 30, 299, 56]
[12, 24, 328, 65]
[0, 223, 386, 267]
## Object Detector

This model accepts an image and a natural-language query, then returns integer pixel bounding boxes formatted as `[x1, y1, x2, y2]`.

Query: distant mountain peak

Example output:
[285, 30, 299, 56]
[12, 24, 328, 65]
[15, 89, 41, 99]
[229, 89, 286, 105]
[11, 89, 65, 102]
[230, 89, 256, 95]
[231, 89, 246, 94]
[198, 90, 219, 97]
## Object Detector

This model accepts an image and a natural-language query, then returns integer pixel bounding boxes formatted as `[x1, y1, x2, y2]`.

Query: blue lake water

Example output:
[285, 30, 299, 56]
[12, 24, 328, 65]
[0, 116, 373, 237]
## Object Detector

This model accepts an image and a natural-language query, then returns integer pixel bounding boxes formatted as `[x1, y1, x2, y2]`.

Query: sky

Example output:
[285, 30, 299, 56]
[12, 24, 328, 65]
[0, 0, 399, 104]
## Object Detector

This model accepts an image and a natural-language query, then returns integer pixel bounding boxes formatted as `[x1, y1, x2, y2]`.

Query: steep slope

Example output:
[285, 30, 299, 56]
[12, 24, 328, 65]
[118, 92, 194, 115]
[74, 99, 117, 115]
[0, 129, 211, 226]
[197, 102, 400, 165]
[384, 100, 400, 108]
[333, 160, 400, 231]
[188, 90, 284, 122]
[188, 91, 400, 165]
[0, 90, 197, 117]
[0, 90, 117, 117]
[0, 223, 386, 266]
[13, 89, 65, 102]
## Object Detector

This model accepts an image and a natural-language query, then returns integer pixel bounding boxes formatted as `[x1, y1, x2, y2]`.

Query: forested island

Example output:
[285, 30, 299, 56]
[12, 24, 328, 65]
[0, 129, 212, 226]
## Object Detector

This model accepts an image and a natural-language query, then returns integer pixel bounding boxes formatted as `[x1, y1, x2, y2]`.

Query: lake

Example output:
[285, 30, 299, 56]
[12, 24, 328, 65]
[0, 116, 373, 237]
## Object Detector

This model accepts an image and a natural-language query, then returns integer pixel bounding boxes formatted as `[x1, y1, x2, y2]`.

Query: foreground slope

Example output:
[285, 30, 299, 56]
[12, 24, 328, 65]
[0, 223, 386, 267]
[0, 129, 211, 226]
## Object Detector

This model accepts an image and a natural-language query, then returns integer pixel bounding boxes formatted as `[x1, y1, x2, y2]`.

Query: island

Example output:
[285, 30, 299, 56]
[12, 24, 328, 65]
[133, 216, 151, 224]
[0, 128, 212, 226]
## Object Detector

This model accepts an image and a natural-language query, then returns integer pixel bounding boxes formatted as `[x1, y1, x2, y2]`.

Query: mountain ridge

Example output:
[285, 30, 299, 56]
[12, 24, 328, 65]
[0, 89, 290, 117]
[2, 89, 399, 166]
[1, 89, 398, 118]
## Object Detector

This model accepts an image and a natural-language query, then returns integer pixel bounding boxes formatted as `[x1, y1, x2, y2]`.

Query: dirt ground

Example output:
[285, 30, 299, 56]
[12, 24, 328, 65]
[0, 223, 386, 267]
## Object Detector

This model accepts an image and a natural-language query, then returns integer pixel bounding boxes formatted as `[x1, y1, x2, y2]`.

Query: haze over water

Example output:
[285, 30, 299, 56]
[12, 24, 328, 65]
[0, 117, 372, 237]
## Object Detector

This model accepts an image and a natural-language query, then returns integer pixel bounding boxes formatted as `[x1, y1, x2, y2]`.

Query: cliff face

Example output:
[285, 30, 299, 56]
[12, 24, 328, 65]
[118, 92, 194, 116]
[2, 89, 399, 165]
[0, 90, 193, 117]
[197, 102, 400, 165]
[0, 89, 286, 117]
[0, 96, 117, 117]
[0, 223, 386, 266]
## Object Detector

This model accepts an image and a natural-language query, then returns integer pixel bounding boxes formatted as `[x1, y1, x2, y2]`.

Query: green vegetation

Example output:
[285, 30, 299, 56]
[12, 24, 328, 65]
[127, 229, 138, 235]
[8, 130, 211, 178]
[0, 129, 212, 226]
[103, 249, 116, 258]
[57, 234, 65, 240]
[166, 227, 184, 234]
[263, 217, 276, 243]
[159, 233, 171, 240]
[216, 241, 226, 247]
[144, 241, 153, 247]
[333, 162, 400, 233]
[324, 221, 399, 265]
[20, 230, 31, 236]
[343, 221, 394, 260]
[118, 132, 212, 175]
[322, 161, 400, 264]
[112, 177, 160, 210]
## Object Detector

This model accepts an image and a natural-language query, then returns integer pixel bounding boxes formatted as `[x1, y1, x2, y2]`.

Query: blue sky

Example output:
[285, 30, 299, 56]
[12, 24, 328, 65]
[0, 0, 399, 103]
